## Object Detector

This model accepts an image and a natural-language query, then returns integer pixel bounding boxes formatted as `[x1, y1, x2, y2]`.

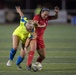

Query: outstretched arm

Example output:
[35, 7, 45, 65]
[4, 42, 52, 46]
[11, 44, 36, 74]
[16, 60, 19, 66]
[15, 6, 24, 17]
[49, 6, 59, 19]
[34, 20, 46, 28]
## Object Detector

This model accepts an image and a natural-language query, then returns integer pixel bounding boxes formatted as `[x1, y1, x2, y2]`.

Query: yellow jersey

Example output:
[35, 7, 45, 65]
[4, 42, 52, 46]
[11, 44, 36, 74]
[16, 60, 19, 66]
[13, 16, 34, 43]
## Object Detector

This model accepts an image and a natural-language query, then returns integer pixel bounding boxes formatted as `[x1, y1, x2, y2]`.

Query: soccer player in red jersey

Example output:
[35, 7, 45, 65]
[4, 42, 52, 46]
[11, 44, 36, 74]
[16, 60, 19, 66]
[33, 6, 59, 63]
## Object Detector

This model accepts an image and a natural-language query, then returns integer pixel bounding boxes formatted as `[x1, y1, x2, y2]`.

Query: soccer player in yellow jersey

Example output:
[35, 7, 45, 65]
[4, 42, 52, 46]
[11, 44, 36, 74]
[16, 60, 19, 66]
[6, 6, 37, 70]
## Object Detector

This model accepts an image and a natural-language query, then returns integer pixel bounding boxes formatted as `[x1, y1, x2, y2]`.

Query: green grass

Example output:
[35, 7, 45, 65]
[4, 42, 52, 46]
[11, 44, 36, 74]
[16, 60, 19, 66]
[0, 24, 76, 75]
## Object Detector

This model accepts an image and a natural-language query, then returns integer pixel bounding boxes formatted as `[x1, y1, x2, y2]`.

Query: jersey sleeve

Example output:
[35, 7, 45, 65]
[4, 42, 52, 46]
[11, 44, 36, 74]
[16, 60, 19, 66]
[28, 33, 33, 39]
[48, 16, 52, 20]
[20, 16, 28, 25]
[33, 15, 39, 21]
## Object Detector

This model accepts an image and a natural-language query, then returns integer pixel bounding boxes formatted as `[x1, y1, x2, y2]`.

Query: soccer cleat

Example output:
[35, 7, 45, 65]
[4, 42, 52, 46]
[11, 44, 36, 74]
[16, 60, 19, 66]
[6, 60, 12, 67]
[17, 65, 22, 70]
[26, 64, 31, 71]
[26, 66, 31, 71]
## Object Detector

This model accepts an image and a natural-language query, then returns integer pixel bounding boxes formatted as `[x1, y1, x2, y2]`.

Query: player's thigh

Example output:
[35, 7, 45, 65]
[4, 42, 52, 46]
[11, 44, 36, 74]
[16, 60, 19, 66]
[37, 39, 46, 57]
[12, 35, 20, 49]
[30, 39, 37, 52]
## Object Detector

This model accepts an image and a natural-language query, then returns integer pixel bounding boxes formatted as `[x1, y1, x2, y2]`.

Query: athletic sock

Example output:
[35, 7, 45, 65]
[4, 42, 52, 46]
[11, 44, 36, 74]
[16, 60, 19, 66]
[9, 48, 17, 60]
[27, 51, 35, 66]
[16, 56, 24, 66]
[37, 56, 44, 63]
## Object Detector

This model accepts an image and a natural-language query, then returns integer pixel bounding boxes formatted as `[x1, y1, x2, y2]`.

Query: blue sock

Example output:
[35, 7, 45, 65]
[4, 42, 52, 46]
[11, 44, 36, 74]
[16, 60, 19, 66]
[9, 48, 17, 60]
[16, 56, 24, 66]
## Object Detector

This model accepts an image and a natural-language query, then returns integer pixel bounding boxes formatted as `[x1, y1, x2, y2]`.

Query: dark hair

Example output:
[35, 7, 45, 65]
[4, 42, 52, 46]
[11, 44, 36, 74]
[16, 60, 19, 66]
[39, 7, 50, 17]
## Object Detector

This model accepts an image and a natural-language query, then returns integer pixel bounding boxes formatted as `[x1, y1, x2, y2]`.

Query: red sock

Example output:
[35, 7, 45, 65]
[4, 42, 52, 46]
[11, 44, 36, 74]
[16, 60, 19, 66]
[37, 57, 44, 63]
[27, 51, 34, 66]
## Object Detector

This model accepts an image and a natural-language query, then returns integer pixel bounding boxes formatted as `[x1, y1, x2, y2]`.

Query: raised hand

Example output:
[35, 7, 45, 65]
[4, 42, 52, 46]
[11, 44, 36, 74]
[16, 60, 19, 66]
[15, 6, 21, 13]
[15, 6, 24, 17]
[54, 6, 59, 13]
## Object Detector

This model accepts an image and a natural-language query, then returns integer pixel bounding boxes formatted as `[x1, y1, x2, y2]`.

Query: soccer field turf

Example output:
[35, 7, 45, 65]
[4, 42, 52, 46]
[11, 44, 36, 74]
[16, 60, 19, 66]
[0, 24, 76, 75]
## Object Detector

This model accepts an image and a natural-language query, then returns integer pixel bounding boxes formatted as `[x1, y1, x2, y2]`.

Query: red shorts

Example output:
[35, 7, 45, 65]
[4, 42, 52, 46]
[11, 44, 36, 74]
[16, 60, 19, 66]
[36, 38, 45, 50]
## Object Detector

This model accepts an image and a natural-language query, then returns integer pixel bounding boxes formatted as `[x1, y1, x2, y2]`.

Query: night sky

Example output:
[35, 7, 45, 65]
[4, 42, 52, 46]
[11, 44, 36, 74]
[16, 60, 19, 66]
[0, 0, 76, 9]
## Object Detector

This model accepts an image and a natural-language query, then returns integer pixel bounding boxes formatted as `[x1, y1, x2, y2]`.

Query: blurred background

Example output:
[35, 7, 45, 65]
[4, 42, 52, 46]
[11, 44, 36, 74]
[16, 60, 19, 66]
[0, 0, 76, 24]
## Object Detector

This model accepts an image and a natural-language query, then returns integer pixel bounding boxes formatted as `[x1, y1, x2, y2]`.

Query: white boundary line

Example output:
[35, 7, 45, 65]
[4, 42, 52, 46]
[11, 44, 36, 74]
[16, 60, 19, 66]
[0, 62, 76, 64]
[0, 56, 76, 58]
[0, 71, 76, 72]
[0, 50, 76, 52]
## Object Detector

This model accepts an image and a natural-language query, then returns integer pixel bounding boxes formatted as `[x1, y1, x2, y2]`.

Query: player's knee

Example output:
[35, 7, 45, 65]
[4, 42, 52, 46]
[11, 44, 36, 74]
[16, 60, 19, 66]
[13, 46, 18, 50]
[30, 44, 36, 51]
[41, 55, 45, 60]
[30, 47, 36, 52]
[43, 56, 45, 59]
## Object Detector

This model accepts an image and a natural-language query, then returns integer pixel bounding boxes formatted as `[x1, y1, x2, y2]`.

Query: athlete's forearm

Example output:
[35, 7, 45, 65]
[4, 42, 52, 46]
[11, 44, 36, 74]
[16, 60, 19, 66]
[53, 6, 59, 19]
[25, 38, 31, 48]
[16, 6, 24, 17]
[18, 11, 24, 17]
[34, 21, 46, 28]
[50, 6, 59, 19]
[54, 12, 58, 19]
[38, 23, 46, 28]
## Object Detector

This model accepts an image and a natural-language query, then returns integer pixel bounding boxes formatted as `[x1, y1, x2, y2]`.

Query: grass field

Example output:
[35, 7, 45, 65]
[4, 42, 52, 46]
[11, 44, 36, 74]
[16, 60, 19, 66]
[0, 24, 76, 75]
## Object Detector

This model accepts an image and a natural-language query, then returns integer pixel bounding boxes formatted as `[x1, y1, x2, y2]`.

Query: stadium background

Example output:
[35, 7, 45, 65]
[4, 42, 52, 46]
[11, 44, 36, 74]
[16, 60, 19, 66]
[0, 0, 76, 24]
[0, 0, 76, 75]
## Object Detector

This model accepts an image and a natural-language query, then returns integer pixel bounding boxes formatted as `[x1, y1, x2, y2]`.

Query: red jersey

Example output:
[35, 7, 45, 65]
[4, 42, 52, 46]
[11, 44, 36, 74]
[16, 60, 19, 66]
[33, 14, 52, 39]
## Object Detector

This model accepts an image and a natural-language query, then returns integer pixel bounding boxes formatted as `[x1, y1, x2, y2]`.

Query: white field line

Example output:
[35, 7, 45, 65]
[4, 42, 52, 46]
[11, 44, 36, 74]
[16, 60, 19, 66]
[0, 50, 76, 52]
[0, 70, 76, 72]
[0, 56, 76, 58]
[0, 62, 76, 64]
[0, 70, 76, 74]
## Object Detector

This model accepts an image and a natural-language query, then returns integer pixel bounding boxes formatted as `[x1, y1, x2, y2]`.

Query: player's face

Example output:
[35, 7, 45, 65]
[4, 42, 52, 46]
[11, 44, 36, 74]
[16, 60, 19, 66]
[41, 11, 50, 19]
[26, 23, 34, 32]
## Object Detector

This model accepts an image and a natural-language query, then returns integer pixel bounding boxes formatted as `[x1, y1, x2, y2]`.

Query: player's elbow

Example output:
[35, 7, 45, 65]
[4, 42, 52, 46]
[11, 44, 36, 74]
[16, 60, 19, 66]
[55, 15, 58, 19]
